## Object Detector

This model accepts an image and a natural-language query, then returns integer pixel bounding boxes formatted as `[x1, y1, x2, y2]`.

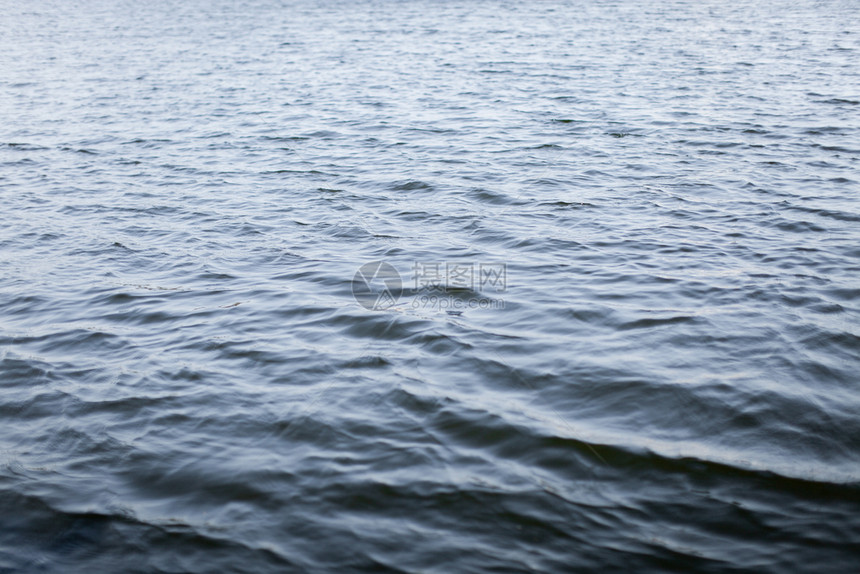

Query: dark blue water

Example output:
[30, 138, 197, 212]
[2, 0, 859, 571]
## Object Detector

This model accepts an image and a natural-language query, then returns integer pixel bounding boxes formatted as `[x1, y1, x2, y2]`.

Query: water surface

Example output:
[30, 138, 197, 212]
[1, 0, 859, 571]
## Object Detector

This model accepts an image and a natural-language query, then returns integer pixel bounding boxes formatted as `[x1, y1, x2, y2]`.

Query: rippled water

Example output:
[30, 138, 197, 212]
[2, 0, 859, 571]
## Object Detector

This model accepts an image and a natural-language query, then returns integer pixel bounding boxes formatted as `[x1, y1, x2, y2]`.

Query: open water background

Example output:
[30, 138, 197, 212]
[1, 0, 859, 571]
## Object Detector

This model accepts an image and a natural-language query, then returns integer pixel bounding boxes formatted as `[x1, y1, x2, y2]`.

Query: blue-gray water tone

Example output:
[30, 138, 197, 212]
[2, 0, 859, 571]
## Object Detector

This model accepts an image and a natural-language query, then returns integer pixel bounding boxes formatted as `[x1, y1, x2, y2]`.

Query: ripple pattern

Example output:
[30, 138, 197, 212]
[1, 0, 859, 572]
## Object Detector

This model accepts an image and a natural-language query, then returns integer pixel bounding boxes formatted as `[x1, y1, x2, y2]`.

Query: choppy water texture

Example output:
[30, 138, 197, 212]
[2, 0, 860, 571]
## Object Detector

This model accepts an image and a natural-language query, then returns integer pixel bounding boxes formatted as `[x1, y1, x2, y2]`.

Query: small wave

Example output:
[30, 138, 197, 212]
[390, 180, 433, 192]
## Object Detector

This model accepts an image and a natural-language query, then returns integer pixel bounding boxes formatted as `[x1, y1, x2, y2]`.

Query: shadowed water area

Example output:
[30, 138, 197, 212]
[1, 0, 859, 571]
